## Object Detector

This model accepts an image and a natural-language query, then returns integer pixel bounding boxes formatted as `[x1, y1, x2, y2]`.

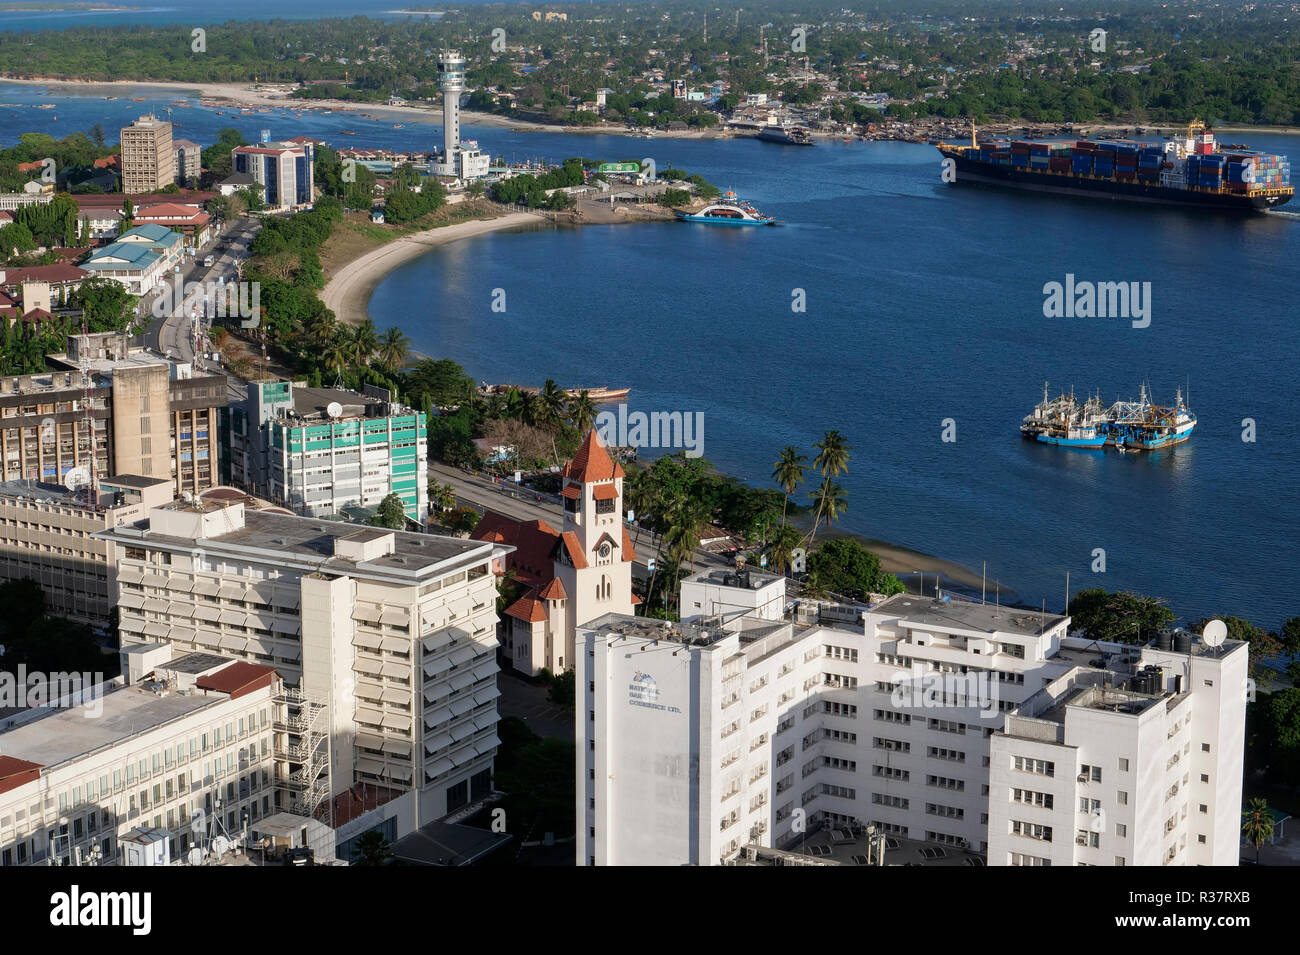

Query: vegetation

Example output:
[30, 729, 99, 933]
[0, 579, 112, 677]
[1240, 798, 1275, 864]
[369, 492, 409, 529]
[806, 538, 904, 600]
[491, 716, 575, 841]
[350, 830, 394, 866]
[1066, 589, 1176, 643]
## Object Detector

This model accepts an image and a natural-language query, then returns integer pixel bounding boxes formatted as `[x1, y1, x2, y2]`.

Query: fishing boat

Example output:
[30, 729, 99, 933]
[340, 130, 357, 136]
[1021, 382, 1196, 451]
[676, 190, 779, 226]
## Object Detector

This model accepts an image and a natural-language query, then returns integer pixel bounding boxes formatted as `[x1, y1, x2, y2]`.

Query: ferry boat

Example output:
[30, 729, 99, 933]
[757, 124, 815, 146]
[676, 191, 779, 226]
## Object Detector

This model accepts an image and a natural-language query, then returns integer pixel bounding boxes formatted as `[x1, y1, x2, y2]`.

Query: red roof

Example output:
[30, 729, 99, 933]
[592, 483, 618, 500]
[136, 202, 208, 219]
[537, 577, 568, 600]
[505, 594, 548, 623]
[195, 661, 277, 700]
[93, 155, 120, 168]
[21, 307, 52, 323]
[562, 429, 625, 483]
[560, 485, 581, 500]
[471, 513, 563, 585]
[622, 527, 638, 563]
[0, 755, 43, 796]
[0, 264, 88, 286]
[559, 531, 588, 569]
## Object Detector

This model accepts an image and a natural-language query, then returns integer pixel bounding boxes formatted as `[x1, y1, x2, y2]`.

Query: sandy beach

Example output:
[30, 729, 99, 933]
[0, 75, 726, 138]
[318, 212, 544, 324]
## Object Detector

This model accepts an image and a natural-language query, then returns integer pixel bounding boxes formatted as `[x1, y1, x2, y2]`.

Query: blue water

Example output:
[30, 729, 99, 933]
[0, 0, 444, 33]
[2, 81, 1296, 629]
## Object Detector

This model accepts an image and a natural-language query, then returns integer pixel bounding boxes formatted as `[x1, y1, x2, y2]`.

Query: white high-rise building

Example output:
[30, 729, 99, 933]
[578, 578, 1249, 866]
[432, 50, 489, 180]
[98, 500, 511, 822]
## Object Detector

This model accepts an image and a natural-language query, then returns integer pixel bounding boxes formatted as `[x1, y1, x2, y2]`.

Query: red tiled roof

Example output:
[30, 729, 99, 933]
[592, 483, 618, 500]
[21, 307, 52, 322]
[622, 527, 638, 563]
[559, 531, 588, 569]
[136, 202, 207, 218]
[195, 661, 277, 700]
[562, 429, 625, 483]
[505, 593, 548, 623]
[0, 264, 88, 286]
[0, 755, 43, 796]
[93, 155, 120, 168]
[560, 485, 581, 500]
[537, 577, 568, 600]
[470, 513, 563, 585]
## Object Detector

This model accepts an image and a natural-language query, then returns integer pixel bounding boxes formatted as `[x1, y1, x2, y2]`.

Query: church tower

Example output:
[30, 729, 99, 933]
[553, 429, 636, 667]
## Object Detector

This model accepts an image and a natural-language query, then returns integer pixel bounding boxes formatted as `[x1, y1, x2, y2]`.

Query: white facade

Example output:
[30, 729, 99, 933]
[580, 588, 1249, 866]
[680, 568, 787, 627]
[0, 671, 278, 867]
[98, 503, 511, 823]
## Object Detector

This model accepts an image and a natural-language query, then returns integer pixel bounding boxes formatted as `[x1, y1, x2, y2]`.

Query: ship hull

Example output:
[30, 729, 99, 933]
[1035, 433, 1108, 448]
[676, 214, 777, 226]
[943, 152, 1291, 212]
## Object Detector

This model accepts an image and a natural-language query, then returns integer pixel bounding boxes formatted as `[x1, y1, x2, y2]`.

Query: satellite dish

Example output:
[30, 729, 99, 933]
[64, 466, 91, 491]
[326, 401, 343, 419]
[211, 835, 231, 857]
[1201, 619, 1227, 648]
[187, 847, 204, 867]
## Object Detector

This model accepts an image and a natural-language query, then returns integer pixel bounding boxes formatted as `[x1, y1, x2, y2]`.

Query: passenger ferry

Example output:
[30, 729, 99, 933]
[676, 191, 779, 226]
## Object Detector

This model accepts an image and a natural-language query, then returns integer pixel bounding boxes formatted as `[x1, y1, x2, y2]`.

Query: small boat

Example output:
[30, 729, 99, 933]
[393, 123, 404, 129]
[340, 130, 357, 136]
[130, 97, 146, 102]
[676, 190, 779, 226]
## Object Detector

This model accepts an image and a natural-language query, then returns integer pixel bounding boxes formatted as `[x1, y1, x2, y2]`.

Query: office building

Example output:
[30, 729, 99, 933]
[119, 115, 175, 194]
[231, 141, 314, 211]
[0, 332, 225, 496]
[0, 474, 172, 623]
[99, 500, 511, 822]
[223, 379, 427, 523]
[173, 138, 202, 186]
[0, 660, 280, 866]
[577, 577, 1248, 866]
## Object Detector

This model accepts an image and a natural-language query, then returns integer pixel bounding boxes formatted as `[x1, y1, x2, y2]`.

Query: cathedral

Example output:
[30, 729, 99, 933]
[472, 430, 638, 675]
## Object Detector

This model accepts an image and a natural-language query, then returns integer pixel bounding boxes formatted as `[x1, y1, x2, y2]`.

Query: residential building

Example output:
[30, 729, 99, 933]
[0, 332, 225, 496]
[98, 500, 512, 823]
[0, 660, 280, 866]
[577, 580, 1249, 866]
[471, 429, 637, 676]
[81, 224, 185, 294]
[173, 138, 202, 186]
[133, 203, 213, 248]
[222, 380, 428, 523]
[231, 141, 314, 211]
[119, 114, 175, 194]
[0, 474, 172, 623]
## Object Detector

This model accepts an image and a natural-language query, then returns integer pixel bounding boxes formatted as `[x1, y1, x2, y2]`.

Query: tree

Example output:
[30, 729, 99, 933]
[1241, 798, 1274, 864]
[376, 326, 410, 374]
[1258, 687, 1300, 786]
[406, 357, 474, 408]
[369, 492, 408, 529]
[766, 523, 802, 575]
[813, 429, 851, 478]
[806, 538, 903, 600]
[547, 669, 575, 708]
[352, 830, 393, 866]
[70, 277, 138, 332]
[1281, 617, 1300, 656]
[567, 389, 597, 434]
[807, 476, 848, 543]
[428, 480, 457, 514]
[772, 445, 808, 526]
[1066, 589, 1175, 643]
[121, 197, 134, 232]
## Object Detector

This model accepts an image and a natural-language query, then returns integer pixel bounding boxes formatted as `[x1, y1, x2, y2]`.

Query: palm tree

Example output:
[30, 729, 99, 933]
[663, 496, 708, 584]
[539, 379, 567, 428]
[376, 326, 410, 374]
[350, 319, 379, 367]
[1241, 798, 1274, 864]
[806, 476, 847, 546]
[772, 446, 808, 526]
[567, 389, 597, 435]
[323, 333, 351, 385]
[813, 430, 851, 478]
[767, 523, 802, 575]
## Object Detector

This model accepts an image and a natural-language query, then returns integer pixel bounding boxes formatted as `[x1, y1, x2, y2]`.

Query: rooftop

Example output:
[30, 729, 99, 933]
[871, 593, 1067, 638]
[0, 683, 224, 771]
[103, 506, 499, 582]
[731, 826, 986, 867]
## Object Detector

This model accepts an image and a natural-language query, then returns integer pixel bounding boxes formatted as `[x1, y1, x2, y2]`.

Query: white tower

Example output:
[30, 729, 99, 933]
[437, 50, 466, 166]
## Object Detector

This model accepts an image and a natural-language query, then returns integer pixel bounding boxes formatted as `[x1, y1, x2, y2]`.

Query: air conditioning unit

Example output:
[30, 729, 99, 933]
[1077, 773, 1088, 782]
[1076, 835, 1088, 846]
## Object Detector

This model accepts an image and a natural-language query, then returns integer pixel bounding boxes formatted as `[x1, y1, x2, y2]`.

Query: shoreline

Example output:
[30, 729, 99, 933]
[9, 76, 1290, 142]
[318, 211, 545, 325]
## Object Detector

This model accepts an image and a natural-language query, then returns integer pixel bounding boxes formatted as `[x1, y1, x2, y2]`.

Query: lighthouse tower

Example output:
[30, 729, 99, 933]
[437, 50, 466, 166]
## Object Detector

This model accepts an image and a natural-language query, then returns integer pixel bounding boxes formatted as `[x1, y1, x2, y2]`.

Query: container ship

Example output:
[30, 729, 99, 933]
[1021, 384, 1196, 451]
[939, 120, 1291, 213]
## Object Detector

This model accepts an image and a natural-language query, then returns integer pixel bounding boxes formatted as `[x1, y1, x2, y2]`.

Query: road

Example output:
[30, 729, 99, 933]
[141, 216, 260, 403]
[427, 462, 736, 581]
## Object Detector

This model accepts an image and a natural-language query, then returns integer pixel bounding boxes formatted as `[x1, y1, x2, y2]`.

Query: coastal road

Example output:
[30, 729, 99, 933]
[427, 462, 735, 581]
[141, 215, 259, 402]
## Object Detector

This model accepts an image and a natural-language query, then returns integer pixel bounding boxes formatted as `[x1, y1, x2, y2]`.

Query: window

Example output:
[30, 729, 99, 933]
[1118, 758, 1129, 772]
[1117, 791, 1128, 806]
[1201, 743, 1211, 753]
[1080, 764, 1102, 782]
[1115, 823, 1127, 837]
